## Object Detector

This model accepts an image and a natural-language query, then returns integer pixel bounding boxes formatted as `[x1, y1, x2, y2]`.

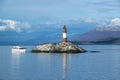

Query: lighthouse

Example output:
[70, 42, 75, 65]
[63, 25, 67, 42]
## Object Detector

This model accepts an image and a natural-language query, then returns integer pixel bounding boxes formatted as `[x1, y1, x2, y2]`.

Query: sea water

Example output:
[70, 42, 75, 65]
[0, 45, 120, 80]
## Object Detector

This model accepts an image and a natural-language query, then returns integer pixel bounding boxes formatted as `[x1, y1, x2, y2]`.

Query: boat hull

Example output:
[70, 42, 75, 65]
[12, 48, 26, 53]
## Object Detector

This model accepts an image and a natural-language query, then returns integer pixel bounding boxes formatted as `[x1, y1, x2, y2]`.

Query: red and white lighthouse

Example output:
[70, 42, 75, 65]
[63, 25, 67, 42]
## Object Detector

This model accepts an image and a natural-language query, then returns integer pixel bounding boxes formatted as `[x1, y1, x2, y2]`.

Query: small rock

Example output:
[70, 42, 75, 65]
[89, 51, 100, 53]
[37, 43, 55, 52]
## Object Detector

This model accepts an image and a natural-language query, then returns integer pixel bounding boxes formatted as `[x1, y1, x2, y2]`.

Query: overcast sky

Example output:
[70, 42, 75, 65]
[0, 0, 120, 21]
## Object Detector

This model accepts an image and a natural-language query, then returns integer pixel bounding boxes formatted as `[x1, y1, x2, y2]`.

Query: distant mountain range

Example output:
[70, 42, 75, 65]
[72, 26, 120, 44]
[0, 19, 96, 45]
[1, 26, 120, 45]
[0, 18, 120, 45]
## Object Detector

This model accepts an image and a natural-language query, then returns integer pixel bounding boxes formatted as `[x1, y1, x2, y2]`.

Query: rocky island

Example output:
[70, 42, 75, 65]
[31, 42, 86, 53]
[31, 26, 86, 53]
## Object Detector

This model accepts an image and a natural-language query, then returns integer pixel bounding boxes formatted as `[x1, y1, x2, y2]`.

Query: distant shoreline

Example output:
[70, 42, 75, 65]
[1, 42, 120, 46]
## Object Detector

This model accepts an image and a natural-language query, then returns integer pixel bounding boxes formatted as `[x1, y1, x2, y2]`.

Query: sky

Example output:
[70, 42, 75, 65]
[0, 0, 120, 21]
[0, 0, 120, 33]
[0, 0, 120, 43]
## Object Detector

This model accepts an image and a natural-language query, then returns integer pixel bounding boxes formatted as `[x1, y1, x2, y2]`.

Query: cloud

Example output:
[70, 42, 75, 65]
[97, 17, 120, 27]
[96, 17, 120, 31]
[84, 18, 95, 23]
[0, 0, 119, 19]
[88, 0, 119, 6]
[0, 19, 31, 32]
[110, 18, 120, 26]
[0, 26, 6, 31]
[88, 0, 120, 12]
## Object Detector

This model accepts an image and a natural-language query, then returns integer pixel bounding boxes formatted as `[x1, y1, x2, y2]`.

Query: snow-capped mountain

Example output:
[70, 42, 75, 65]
[73, 18, 120, 44]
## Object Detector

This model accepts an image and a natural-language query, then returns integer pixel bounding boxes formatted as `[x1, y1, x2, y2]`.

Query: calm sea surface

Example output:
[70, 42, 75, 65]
[0, 45, 120, 80]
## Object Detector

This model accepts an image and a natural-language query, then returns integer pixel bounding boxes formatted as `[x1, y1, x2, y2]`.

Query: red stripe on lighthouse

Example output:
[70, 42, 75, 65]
[63, 25, 67, 42]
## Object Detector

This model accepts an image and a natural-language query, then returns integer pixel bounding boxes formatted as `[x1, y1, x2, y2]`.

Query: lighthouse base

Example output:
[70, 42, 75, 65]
[63, 38, 67, 42]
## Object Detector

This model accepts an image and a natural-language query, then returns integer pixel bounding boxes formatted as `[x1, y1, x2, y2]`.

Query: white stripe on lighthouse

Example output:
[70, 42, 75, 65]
[63, 33, 67, 38]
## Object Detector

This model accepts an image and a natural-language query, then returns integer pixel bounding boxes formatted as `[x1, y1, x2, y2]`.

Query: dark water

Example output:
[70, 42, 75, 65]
[0, 45, 120, 80]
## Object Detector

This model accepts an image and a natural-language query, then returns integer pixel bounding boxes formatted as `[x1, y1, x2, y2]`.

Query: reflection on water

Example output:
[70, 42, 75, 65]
[0, 45, 120, 80]
[12, 51, 26, 54]
[11, 53, 21, 80]
[11, 48, 27, 80]
[63, 53, 67, 80]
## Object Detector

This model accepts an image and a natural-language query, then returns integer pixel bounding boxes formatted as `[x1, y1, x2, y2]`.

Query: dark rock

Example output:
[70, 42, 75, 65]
[89, 51, 100, 53]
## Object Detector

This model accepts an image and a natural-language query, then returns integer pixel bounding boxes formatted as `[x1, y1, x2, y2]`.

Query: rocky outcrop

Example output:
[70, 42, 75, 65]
[31, 42, 86, 53]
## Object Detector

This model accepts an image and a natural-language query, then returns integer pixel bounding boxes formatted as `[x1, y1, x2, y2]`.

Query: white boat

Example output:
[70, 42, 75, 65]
[12, 46, 26, 53]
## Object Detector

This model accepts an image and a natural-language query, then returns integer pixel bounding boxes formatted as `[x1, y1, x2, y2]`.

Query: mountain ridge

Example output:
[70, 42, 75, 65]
[72, 26, 120, 44]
